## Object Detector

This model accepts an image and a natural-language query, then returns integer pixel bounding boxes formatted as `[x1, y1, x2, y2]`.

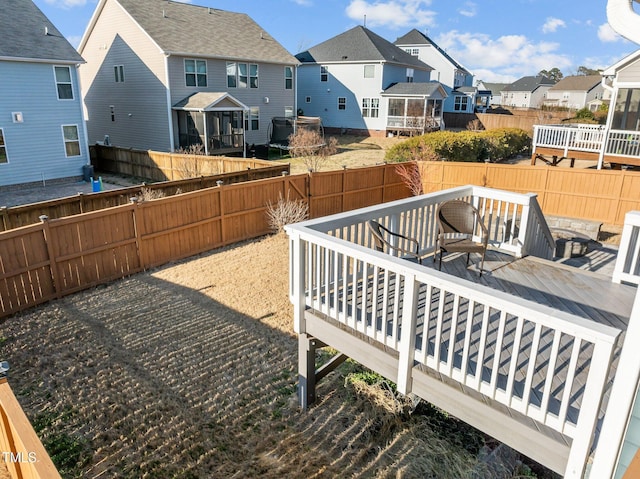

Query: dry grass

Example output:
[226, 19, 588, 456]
[2, 234, 497, 478]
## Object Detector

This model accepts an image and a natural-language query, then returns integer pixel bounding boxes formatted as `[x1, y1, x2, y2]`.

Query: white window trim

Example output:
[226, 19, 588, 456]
[338, 97, 346, 110]
[184, 58, 207, 88]
[61, 124, 81, 158]
[285, 66, 294, 90]
[114, 65, 125, 83]
[53, 65, 74, 101]
[0, 128, 8, 165]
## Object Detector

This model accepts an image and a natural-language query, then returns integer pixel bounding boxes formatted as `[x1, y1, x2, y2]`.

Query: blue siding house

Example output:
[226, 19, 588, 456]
[0, 0, 88, 188]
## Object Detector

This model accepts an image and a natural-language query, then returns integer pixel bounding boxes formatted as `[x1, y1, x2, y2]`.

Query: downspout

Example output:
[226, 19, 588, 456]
[164, 54, 175, 152]
[607, 0, 640, 43]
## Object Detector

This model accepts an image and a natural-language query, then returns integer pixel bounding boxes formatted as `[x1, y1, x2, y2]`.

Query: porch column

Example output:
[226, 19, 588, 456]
[203, 112, 209, 156]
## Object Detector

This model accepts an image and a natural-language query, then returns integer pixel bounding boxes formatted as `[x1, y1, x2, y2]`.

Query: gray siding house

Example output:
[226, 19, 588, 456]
[394, 29, 474, 114]
[501, 75, 556, 109]
[78, 0, 298, 155]
[0, 0, 88, 187]
[296, 26, 446, 137]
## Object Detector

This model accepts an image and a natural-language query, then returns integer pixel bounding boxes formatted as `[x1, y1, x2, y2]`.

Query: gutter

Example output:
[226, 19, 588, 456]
[607, 0, 640, 43]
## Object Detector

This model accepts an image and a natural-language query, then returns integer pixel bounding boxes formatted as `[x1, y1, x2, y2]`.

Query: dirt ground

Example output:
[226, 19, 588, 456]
[1, 234, 495, 478]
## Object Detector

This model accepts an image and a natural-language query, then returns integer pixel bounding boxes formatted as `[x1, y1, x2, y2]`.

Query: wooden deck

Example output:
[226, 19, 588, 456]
[302, 247, 635, 474]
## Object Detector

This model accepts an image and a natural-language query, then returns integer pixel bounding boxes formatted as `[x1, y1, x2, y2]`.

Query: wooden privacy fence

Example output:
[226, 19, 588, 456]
[91, 145, 279, 182]
[421, 161, 640, 225]
[0, 164, 409, 319]
[0, 378, 61, 479]
[0, 164, 289, 232]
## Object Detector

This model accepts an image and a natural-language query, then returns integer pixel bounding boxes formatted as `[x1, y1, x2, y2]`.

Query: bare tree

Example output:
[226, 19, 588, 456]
[266, 191, 309, 233]
[288, 129, 337, 172]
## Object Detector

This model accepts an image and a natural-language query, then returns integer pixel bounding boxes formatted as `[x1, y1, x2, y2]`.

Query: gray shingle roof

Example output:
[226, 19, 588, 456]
[503, 75, 555, 92]
[394, 28, 470, 75]
[481, 82, 509, 95]
[115, 0, 298, 65]
[549, 75, 602, 92]
[382, 82, 443, 96]
[296, 26, 431, 70]
[0, 0, 83, 63]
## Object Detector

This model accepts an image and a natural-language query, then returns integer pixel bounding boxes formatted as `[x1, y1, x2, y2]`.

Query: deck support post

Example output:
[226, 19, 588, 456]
[298, 333, 317, 411]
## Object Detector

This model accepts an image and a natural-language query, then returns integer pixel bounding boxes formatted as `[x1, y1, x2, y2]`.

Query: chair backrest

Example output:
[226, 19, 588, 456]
[367, 220, 387, 252]
[437, 200, 480, 236]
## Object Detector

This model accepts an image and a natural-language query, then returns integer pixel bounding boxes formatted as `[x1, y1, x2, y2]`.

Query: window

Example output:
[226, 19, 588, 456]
[185, 59, 207, 87]
[285, 66, 293, 89]
[238, 63, 248, 88]
[285, 106, 294, 118]
[364, 65, 375, 78]
[321, 65, 328, 82]
[338, 97, 346, 110]
[388, 98, 405, 117]
[0, 129, 7, 164]
[114, 65, 125, 83]
[247, 107, 259, 130]
[110, 105, 115, 122]
[228, 63, 258, 89]
[361, 98, 379, 118]
[305, 96, 311, 103]
[406, 68, 414, 83]
[62, 125, 81, 157]
[454, 96, 469, 111]
[227, 62, 237, 88]
[54, 66, 73, 100]
[250, 64, 258, 88]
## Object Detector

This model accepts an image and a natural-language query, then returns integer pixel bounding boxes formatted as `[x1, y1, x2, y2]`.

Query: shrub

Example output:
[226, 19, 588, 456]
[266, 192, 309, 233]
[288, 129, 338, 172]
[385, 128, 531, 163]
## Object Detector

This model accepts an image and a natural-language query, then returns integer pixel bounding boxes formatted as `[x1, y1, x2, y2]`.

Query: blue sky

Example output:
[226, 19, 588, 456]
[34, 0, 638, 83]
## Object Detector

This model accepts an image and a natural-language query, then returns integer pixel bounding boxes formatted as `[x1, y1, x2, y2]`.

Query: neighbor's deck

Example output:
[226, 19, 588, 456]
[303, 246, 635, 473]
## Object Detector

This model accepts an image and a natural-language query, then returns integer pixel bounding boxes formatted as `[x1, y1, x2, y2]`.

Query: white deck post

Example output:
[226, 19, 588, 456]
[517, 194, 534, 257]
[290, 233, 306, 334]
[532, 125, 539, 155]
[597, 127, 609, 170]
[563, 337, 617, 478]
[590, 290, 640, 478]
[397, 273, 418, 395]
[613, 211, 640, 284]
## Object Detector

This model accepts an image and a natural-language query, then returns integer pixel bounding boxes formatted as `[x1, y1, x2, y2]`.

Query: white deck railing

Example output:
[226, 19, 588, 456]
[613, 211, 640, 285]
[532, 124, 607, 156]
[532, 124, 640, 168]
[305, 185, 554, 260]
[287, 186, 619, 478]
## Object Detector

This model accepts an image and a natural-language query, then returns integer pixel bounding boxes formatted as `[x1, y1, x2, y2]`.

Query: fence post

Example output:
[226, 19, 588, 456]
[39, 215, 62, 299]
[0, 206, 8, 232]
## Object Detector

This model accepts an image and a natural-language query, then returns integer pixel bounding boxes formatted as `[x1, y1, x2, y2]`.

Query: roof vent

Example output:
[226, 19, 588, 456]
[44, 26, 48, 35]
[162, 9, 167, 18]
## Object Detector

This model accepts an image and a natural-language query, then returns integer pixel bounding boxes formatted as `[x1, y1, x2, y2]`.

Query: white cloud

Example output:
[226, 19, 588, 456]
[292, 0, 313, 5]
[434, 30, 573, 81]
[345, 0, 436, 29]
[542, 17, 566, 34]
[458, 2, 477, 18]
[598, 22, 624, 42]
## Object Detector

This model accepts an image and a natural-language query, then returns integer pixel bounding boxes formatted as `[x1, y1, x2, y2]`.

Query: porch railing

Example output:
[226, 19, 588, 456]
[532, 124, 606, 156]
[387, 116, 441, 131]
[208, 133, 243, 151]
[307, 185, 554, 260]
[613, 210, 640, 285]
[288, 186, 618, 478]
[605, 130, 640, 158]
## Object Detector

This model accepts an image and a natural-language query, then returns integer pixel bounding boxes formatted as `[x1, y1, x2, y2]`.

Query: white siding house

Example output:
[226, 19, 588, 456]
[78, 0, 298, 154]
[296, 26, 446, 137]
[394, 29, 474, 114]
[0, 0, 88, 188]
[501, 75, 556, 108]
[543, 75, 607, 111]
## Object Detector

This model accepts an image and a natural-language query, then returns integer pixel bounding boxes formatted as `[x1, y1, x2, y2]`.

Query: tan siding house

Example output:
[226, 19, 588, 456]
[79, 0, 298, 154]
